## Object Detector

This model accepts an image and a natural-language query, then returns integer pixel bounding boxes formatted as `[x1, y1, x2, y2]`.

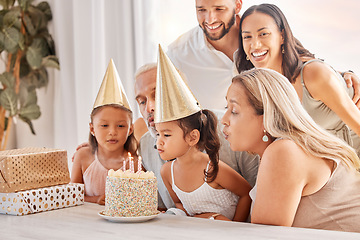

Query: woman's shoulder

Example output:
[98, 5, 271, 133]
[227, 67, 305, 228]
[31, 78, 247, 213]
[302, 59, 335, 82]
[263, 139, 307, 168]
[259, 139, 310, 187]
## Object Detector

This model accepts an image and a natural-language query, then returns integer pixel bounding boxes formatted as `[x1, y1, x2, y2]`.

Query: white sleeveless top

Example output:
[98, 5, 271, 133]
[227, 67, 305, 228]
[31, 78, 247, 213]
[171, 160, 239, 220]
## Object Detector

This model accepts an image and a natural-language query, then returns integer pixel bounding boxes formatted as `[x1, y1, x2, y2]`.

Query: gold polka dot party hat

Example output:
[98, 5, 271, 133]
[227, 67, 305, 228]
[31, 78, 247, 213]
[154, 45, 201, 123]
[93, 59, 131, 111]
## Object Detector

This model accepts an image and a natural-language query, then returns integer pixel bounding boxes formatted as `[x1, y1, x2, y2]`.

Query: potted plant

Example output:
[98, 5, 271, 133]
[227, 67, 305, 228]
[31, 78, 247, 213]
[0, 0, 59, 150]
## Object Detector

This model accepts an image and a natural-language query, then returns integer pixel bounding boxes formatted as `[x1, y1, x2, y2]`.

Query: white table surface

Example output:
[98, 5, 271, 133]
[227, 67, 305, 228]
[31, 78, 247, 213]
[1, 202, 359, 240]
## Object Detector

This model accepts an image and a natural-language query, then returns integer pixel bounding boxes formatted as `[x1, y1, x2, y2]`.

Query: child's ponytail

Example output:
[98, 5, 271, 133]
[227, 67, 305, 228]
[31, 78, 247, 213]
[199, 110, 220, 183]
[177, 109, 220, 183]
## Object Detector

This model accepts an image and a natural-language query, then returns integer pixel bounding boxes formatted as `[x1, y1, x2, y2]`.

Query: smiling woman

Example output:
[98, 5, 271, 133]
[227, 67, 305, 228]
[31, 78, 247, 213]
[236, 3, 360, 156]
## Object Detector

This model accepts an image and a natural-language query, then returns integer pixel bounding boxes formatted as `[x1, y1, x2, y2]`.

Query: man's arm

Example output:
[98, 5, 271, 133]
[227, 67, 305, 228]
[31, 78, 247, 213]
[342, 71, 360, 109]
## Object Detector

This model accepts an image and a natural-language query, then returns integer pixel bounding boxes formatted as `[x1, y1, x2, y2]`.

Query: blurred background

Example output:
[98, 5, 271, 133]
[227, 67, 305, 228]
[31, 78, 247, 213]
[3, 0, 359, 169]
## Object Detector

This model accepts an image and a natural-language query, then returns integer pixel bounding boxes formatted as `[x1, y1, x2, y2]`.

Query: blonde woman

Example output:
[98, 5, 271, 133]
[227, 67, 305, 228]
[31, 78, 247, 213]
[222, 68, 360, 232]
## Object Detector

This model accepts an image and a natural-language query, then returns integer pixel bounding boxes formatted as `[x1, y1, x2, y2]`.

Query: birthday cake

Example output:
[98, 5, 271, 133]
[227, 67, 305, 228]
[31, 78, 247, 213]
[104, 168, 158, 217]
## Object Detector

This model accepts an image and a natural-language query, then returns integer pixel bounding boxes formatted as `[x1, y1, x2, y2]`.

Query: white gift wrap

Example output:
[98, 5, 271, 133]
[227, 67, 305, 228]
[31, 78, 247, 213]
[0, 183, 84, 215]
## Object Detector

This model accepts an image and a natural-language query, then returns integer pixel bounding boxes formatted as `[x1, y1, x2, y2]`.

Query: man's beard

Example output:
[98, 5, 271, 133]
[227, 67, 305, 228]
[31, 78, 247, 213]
[200, 11, 236, 41]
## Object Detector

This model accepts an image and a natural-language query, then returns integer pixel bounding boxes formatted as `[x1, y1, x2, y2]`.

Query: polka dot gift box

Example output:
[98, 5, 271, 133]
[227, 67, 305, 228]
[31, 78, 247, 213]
[0, 147, 70, 193]
[0, 183, 84, 215]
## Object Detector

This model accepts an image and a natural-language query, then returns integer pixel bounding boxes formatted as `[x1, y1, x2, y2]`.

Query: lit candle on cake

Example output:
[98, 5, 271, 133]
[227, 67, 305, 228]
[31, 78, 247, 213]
[137, 156, 142, 173]
[128, 152, 134, 173]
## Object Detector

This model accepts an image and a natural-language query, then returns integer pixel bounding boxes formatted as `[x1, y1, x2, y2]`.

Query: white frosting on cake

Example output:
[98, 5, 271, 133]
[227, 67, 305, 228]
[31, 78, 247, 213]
[107, 169, 155, 179]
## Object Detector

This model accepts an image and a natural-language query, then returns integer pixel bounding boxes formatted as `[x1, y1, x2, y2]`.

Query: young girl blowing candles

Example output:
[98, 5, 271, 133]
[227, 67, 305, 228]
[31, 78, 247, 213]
[156, 46, 251, 221]
[71, 59, 140, 205]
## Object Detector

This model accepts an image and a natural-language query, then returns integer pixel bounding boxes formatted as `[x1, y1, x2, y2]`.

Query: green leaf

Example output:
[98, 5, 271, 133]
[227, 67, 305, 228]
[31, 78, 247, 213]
[0, 72, 15, 88]
[22, 70, 37, 87]
[18, 0, 33, 12]
[17, 32, 24, 50]
[19, 56, 31, 78]
[42, 55, 59, 70]
[36, 29, 55, 55]
[19, 103, 40, 120]
[3, 27, 20, 53]
[18, 115, 36, 134]
[36, 67, 48, 88]
[19, 84, 37, 107]
[36, 1, 52, 21]
[23, 14, 36, 36]
[3, 8, 21, 29]
[0, 0, 15, 10]
[28, 5, 47, 30]
[0, 87, 17, 116]
[26, 38, 45, 69]
[0, 10, 9, 29]
[22, 68, 48, 88]
[0, 31, 5, 52]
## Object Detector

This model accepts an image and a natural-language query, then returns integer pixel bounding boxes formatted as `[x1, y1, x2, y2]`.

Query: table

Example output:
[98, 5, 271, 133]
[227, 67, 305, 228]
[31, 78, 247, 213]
[1, 203, 359, 240]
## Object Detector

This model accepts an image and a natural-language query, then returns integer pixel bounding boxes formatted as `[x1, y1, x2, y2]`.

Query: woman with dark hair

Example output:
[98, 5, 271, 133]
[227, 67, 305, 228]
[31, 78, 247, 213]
[235, 3, 360, 155]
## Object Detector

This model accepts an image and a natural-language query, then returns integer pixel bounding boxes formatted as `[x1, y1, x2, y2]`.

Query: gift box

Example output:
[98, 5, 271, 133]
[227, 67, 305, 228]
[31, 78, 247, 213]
[0, 183, 84, 215]
[0, 147, 70, 193]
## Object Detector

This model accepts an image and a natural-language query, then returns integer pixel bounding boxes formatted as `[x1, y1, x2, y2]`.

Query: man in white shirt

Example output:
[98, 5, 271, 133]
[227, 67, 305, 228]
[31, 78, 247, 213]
[167, 0, 241, 110]
[166, 0, 360, 110]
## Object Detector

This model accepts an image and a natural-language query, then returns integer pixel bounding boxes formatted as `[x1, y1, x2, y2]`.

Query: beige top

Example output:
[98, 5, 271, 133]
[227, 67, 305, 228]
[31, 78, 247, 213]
[83, 153, 108, 196]
[300, 59, 360, 155]
[292, 159, 360, 232]
[250, 157, 360, 232]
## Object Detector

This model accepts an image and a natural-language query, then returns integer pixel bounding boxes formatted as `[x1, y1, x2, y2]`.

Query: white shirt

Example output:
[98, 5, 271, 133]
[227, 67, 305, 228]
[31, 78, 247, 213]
[171, 160, 239, 220]
[167, 26, 234, 110]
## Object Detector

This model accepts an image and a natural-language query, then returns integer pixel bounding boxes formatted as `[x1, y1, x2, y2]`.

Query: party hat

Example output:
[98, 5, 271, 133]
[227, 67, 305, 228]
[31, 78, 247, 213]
[93, 59, 131, 111]
[154, 45, 201, 123]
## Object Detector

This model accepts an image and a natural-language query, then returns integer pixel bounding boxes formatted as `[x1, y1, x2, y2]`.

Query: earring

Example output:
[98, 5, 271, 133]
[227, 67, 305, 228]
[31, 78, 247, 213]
[246, 55, 250, 61]
[91, 132, 95, 136]
[262, 130, 269, 142]
[281, 45, 285, 54]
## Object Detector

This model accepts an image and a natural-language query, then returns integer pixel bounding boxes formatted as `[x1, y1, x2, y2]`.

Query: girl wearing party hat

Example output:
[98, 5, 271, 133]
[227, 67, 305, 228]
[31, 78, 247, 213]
[71, 59, 140, 205]
[156, 46, 252, 221]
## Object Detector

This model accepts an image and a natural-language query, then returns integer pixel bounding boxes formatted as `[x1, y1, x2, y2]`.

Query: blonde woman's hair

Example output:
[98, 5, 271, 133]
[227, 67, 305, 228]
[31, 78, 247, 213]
[233, 68, 360, 170]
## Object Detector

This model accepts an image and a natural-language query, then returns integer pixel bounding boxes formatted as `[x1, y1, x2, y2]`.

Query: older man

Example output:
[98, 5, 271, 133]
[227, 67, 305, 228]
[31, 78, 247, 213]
[134, 63, 259, 210]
